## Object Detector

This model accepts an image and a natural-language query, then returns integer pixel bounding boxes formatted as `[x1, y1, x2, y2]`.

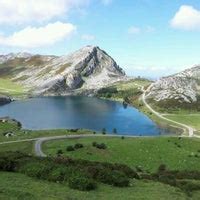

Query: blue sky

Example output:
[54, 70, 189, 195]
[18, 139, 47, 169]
[0, 0, 200, 79]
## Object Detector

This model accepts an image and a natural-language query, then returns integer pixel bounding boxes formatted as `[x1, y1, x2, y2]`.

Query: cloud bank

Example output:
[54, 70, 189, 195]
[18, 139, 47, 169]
[0, 22, 76, 48]
[0, 0, 89, 24]
[171, 5, 200, 31]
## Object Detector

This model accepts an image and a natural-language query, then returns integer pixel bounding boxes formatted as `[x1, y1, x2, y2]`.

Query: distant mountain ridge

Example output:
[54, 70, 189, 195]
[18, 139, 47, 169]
[0, 46, 126, 95]
[147, 65, 200, 103]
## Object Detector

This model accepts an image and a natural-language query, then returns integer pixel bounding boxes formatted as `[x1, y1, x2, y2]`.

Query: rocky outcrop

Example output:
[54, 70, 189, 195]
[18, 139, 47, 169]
[147, 65, 200, 103]
[0, 96, 11, 105]
[0, 46, 126, 96]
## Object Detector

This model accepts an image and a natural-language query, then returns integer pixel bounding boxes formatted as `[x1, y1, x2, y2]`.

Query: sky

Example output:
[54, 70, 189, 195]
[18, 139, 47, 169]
[0, 0, 200, 79]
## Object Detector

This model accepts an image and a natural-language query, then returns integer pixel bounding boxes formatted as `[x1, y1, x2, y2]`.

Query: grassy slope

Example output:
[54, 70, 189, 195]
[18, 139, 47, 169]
[0, 96, 200, 199]
[98, 79, 187, 134]
[105, 79, 199, 135]
[43, 137, 200, 172]
[0, 141, 33, 154]
[166, 114, 200, 131]
[97, 79, 150, 101]
[0, 121, 94, 143]
[0, 172, 188, 200]
[0, 78, 25, 96]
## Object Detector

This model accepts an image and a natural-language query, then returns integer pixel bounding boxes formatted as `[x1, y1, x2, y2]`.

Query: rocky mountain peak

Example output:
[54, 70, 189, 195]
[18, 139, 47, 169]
[147, 65, 200, 103]
[0, 46, 126, 96]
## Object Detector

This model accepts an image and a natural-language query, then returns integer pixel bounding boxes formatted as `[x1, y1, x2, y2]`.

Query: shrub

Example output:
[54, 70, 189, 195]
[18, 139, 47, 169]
[0, 158, 17, 172]
[68, 176, 96, 191]
[48, 167, 70, 182]
[19, 162, 52, 179]
[66, 146, 75, 152]
[69, 129, 79, 132]
[96, 170, 130, 187]
[113, 128, 117, 134]
[174, 170, 200, 180]
[158, 174, 177, 187]
[92, 142, 97, 147]
[121, 136, 125, 140]
[158, 164, 167, 173]
[113, 163, 140, 179]
[177, 181, 200, 196]
[96, 143, 107, 150]
[102, 128, 106, 134]
[74, 143, 84, 149]
[57, 150, 63, 155]
[136, 166, 143, 173]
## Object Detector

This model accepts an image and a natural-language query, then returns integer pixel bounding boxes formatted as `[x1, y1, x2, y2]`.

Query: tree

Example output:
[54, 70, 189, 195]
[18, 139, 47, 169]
[113, 128, 117, 134]
[102, 128, 106, 135]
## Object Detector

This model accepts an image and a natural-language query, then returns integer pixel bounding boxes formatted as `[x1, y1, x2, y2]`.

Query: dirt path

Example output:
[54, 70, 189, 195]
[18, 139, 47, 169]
[140, 84, 194, 137]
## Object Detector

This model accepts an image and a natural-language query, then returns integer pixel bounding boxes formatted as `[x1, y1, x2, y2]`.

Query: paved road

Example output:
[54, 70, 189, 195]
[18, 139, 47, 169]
[0, 132, 198, 158]
[0, 133, 192, 158]
[141, 84, 195, 137]
[34, 134, 146, 157]
[0, 84, 198, 157]
[0, 138, 38, 145]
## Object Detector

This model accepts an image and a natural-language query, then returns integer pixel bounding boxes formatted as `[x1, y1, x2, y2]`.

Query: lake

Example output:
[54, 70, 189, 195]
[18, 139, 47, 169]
[0, 96, 171, 136]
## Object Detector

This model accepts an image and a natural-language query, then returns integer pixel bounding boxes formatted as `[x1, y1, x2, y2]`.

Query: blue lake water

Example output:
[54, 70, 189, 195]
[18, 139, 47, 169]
[0, 96, 171, 136]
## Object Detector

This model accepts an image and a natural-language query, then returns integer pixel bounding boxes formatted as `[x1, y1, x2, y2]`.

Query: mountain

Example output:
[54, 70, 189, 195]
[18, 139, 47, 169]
[146, 65, 200, 104]
[0, 46, 126, 95]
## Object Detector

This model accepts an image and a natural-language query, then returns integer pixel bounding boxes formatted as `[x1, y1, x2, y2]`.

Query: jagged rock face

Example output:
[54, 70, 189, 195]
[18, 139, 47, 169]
[147, 66, 200, 103]
[0, 46, 125, 95]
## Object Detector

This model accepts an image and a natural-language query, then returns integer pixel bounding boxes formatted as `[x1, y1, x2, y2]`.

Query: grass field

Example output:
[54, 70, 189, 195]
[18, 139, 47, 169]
[0, 78, 25, 96]
[0, 172, 189, 200]
[0, 121, 94, 143]
[43, 137, 200, 172]
[1, 121, 200, 199]
[0, 141, 33, 154]
[96, 79, 150, 102]
[0, 78, 200, 199]
[166, 114, 200, 131]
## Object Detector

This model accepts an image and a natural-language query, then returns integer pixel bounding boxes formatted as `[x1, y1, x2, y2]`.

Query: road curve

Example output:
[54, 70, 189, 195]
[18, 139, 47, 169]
[141, 84, 194, 137]
[34, 134, 154, 157]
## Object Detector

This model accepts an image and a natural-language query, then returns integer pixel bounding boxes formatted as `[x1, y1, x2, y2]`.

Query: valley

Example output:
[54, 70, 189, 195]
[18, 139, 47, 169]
[0, 46, 199, 199]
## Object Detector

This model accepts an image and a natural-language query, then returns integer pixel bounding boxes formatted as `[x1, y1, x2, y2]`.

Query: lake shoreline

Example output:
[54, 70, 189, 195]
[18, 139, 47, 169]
[0, 96, 174, 136]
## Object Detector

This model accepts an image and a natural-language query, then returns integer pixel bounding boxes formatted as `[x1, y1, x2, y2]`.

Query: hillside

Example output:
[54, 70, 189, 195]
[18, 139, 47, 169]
[146, 65, 200, 110]
[0, 46, 126, 96]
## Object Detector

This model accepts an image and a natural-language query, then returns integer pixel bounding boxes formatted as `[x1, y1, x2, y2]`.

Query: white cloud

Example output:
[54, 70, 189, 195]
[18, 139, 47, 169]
[101, 0, 113, 6]
[146, 26, 155, 33]
[171, 5, 200, 31]
[81, 34, 95, 41]
[128, 26, 141, 34]
[128, 26, 155, 35]
[0, 0, 89, 24]
[0, 22, 76, 48]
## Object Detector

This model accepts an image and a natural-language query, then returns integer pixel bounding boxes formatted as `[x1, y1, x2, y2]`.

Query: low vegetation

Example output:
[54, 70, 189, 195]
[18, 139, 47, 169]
[0, 152, 138, 191]
[0, 120, 94, 143]
[96, 79, 150, 103]
[166, 114, 200, 132]
[1, 151, 200, 198]
[1, 121, 200, 198]
[43, 137, 200, 172]
[151, 96, 200, 113]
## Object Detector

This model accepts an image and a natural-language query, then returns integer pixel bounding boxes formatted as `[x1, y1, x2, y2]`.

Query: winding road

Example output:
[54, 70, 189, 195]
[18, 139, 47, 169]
[141, 84, 195, 137]
[0, 84, 198, 157]
[34, 134, 143, 157]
